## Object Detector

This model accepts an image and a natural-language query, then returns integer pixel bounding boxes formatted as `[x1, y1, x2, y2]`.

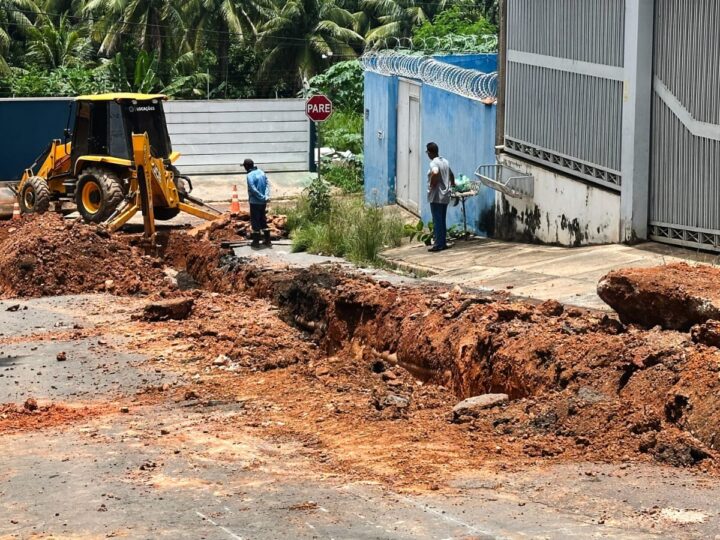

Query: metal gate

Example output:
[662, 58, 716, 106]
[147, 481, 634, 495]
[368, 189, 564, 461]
[504, 0, 626, 191]
[649, 0, 720, 251]
[396, 79, 422, 215]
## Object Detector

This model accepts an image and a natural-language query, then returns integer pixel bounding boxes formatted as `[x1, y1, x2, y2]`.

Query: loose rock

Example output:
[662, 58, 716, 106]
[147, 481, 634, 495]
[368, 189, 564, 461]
[139, 297, 194, 322]
[452, 394, 509, 421]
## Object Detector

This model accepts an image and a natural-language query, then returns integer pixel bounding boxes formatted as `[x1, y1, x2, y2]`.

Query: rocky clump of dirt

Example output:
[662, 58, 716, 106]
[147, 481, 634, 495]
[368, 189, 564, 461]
[138, 297, 194, 321]
[189, 212, 288, 243]
[597, 263, 720, 330]
[179, 243, 720, 469]
[691, 320, 720, 348]
[0, 401, 101, 433]
[0, 214, 172, 298]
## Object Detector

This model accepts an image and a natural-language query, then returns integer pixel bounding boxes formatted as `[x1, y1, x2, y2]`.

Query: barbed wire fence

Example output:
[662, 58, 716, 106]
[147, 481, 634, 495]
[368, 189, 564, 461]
[360, 49, 498, 101]
[364, 35, 498, 55]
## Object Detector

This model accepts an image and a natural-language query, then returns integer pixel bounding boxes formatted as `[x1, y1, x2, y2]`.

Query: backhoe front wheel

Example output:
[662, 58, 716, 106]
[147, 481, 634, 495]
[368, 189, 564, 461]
[19, 176, 51, 214]
[76, 167, 124, 223]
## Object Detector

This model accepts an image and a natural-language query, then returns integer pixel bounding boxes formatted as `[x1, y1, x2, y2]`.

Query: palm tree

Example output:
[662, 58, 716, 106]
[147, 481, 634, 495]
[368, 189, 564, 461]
[0, 0, 39, 73]
[360, 0, 430, 47]
[257, 0, 363, 92]
[26, 13, 92, 69]
[359, 0, 478, 48]
[82, 0, 185, 63]
[181, 0, 273, 93]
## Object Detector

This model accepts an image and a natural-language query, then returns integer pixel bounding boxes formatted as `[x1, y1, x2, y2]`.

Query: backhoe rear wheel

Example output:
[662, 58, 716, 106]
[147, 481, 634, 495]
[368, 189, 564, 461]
[76, 167, 124, 223]
[19, 176, 51, 214]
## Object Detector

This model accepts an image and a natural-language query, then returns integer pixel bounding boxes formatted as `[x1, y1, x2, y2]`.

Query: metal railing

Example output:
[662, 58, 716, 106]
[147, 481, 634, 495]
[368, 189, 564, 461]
[360, 50, 498, 101]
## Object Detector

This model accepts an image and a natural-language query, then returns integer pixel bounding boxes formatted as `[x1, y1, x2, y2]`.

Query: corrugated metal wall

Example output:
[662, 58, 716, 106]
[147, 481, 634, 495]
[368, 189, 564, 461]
[504, 0, 625, 191]
[649, 0, 720, 250]
[164, 99, 311, 174]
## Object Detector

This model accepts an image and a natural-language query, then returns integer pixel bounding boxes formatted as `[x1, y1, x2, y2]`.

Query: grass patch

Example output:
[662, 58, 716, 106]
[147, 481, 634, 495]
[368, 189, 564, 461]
[273, 193, 405, 266]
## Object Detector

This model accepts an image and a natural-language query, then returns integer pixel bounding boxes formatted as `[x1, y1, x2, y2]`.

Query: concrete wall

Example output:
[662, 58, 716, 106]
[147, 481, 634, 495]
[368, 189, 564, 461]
[494, 154, 621, 246]
[0, 98, 73, 181]
[363, 55, 498, 235]
[433, 54, 498, 73]
[363, 72, 398, 206]
[419, 86, 497, 234]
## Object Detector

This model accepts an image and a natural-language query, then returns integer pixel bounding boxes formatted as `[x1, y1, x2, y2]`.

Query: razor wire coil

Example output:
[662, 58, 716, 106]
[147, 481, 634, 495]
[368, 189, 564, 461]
[360, 50, 498, 101]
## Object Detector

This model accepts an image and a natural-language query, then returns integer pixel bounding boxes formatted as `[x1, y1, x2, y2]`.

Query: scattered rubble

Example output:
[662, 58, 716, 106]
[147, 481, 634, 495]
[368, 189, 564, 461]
[2, 216, 720, 485]
[0, 214, 171, 298]
[598, 263, 720, 330]
[138, 297, 195, 321]
[188, 212, 288, 243]
[173, 240, 720, 469]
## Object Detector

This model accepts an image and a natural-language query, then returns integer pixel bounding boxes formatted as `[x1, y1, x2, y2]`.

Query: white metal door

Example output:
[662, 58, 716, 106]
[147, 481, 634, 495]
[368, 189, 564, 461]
[396, 79, 421, 215]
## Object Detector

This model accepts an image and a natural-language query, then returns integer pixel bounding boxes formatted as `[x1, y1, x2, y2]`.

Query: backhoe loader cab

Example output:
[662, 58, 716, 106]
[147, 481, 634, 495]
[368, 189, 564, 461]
[17, 93, 219, 235]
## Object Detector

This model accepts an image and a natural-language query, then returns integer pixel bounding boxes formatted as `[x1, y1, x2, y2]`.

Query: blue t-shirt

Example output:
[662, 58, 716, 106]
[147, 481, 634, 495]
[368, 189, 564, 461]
[246, 168, 270, 204]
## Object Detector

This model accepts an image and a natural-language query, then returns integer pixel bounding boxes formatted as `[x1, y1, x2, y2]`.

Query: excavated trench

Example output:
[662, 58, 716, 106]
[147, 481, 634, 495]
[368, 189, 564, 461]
[181, 239, 720, 468]
[1, 214, 719, 469]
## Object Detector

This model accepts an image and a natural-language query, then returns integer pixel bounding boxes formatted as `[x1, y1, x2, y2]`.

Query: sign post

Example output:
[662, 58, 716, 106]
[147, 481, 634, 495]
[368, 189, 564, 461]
[305, 95, 334, 181]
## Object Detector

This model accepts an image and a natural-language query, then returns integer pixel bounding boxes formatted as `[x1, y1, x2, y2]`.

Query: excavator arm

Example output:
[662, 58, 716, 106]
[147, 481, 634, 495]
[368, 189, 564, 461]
[104, 132, 221, 241]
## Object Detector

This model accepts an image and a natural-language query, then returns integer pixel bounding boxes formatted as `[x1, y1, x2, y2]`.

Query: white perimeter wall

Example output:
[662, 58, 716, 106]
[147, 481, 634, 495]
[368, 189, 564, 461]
[496, 154, 620, 246]
[164, 99, 310, 175]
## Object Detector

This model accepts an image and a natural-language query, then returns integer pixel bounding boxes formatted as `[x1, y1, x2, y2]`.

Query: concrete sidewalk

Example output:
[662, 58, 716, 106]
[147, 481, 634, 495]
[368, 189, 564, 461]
[382, 238, 720, 311]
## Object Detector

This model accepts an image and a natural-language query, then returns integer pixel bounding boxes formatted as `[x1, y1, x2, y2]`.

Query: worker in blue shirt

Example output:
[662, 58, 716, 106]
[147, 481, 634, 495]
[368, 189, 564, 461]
[243, 158, 271, 248]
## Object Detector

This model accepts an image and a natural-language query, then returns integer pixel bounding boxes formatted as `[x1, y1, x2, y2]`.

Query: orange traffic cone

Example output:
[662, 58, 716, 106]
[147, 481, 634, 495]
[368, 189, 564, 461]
[230, 184, 240, 215]
[12, 198, 21, 221]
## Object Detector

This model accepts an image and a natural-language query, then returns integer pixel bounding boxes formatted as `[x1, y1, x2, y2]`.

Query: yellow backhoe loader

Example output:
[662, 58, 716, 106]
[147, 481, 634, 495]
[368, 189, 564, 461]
[17, 93, 221, 241]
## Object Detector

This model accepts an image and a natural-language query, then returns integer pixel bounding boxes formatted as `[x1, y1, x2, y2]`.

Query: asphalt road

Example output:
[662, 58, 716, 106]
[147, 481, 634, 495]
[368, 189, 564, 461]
[1, 296, 720, 539]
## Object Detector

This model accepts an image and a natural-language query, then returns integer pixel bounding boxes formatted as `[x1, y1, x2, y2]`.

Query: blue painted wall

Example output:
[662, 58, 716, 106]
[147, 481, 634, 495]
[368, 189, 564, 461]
[363, 72, 398, 206]
[419, 86, 496, 235]
[363, 54, 497, 236]
[0, 98, 74, 181]
[433, 54, 497, 74]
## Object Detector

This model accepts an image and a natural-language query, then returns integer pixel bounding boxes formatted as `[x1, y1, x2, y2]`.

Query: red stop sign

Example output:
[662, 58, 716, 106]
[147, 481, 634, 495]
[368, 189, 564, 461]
[305, 94, 333, 122]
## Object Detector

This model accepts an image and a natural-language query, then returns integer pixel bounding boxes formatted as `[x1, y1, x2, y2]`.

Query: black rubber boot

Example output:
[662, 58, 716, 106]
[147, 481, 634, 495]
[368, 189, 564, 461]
[250, 231, 261, 248]
[262, 229, 272, 247]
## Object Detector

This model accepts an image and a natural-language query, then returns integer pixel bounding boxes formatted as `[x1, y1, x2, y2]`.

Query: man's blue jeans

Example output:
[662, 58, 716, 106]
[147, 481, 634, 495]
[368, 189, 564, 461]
[430, 202, 448, 249]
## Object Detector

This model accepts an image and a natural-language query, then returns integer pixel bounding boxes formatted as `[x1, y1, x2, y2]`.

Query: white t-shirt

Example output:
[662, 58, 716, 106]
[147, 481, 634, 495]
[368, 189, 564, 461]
[427, 156, 451, 204]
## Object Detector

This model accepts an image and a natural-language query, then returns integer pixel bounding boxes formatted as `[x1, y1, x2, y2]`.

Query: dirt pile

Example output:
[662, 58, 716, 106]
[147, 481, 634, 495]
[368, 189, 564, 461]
[0, 401, 102, 433]
[178, 243, 720, 469]
[189, 212, 288, 243]
[0, 214, 172, 298]
[598, 263, 720, 330]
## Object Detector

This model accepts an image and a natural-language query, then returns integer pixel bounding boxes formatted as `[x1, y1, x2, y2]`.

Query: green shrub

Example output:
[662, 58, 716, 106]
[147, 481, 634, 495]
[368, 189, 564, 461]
[320, 110, 364, 155]
[287, 196, 404, 265]
[323, 161, 363, 194]
[307, 60, 363, 113]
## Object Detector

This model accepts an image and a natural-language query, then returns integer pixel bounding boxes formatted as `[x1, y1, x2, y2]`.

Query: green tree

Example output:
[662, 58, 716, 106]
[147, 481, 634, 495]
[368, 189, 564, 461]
[257, 0, 363, 92]
[360, 0, 435, 47]
[413, 5, 495, 41]
[0, 0, 40, 73]
[82, 0, 185, 63]
[306, 59, 362, 112]
[26, 13, 93, 69]
[182, 0, 272, 95]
